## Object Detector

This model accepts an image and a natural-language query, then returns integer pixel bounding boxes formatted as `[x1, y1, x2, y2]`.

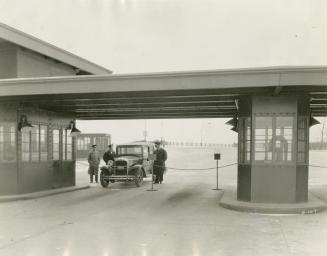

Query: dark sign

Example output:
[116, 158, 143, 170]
[214, 153, 221, 160]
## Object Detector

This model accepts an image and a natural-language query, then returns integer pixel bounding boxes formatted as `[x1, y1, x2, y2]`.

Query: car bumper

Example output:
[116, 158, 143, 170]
[102, 175, 136, 181]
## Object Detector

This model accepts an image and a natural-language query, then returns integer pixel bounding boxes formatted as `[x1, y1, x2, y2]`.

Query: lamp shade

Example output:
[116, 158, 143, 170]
[230, 126, 238, 133]
[309, 116, 320, 127]
[226, 116, 238, 133]
[70, 125, 81, 137]
[21, 123, 34, 133]
[18, 115, 33, 132]
[225, 117, 238, 126]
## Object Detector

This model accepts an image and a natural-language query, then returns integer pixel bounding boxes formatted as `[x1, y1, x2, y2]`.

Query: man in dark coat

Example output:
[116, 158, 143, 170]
[103, 145, 115, 165]
[88, 144, 100, 183]
[153, 140, 167, 184]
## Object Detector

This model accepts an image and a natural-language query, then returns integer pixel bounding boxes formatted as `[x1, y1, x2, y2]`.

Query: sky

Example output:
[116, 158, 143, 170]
[0, 0, 326, 143]
[77, 118, 238, 144]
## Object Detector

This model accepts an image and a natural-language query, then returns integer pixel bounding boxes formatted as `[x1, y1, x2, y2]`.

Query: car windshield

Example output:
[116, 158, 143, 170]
[117, 146, 142, 156]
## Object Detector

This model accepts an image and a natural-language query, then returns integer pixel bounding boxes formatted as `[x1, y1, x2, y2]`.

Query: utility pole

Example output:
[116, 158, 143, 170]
[143, 119, 148, 141]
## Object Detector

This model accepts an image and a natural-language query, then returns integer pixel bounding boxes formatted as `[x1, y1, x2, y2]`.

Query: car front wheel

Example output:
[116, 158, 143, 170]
[100, 170, 110, 188]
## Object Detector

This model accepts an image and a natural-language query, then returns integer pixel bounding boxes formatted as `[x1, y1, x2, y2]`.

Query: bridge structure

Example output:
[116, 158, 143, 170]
[0, 23, 327, 211]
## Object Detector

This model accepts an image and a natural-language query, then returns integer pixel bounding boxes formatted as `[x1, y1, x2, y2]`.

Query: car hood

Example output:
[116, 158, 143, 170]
[115, 156, 141, 166]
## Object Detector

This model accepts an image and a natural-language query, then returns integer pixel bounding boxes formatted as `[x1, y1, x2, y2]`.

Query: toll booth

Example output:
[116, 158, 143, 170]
[237, 95, 310, 203]
[76, 133, 111, 159]
[0, 23, 112, 195]
[0, 104, 77, 195]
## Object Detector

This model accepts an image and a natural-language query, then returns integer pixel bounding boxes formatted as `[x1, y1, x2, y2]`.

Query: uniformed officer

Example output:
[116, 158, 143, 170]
[88, 144, 101, 183]
[103, 144, 115, 165]
[153, 140, 167, 184]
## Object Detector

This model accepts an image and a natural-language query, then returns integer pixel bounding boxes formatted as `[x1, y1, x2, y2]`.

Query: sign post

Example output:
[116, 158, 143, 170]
[147, 153, 157, 192]
[212, 153, 221, 191]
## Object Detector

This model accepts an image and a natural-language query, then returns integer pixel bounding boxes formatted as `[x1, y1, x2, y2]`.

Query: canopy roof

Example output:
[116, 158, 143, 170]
[0, 22, 112, 75]
[0, 66, 326, 119]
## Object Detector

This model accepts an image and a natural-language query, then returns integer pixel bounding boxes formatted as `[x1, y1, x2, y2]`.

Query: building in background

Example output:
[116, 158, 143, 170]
[76, 133, 111, 159]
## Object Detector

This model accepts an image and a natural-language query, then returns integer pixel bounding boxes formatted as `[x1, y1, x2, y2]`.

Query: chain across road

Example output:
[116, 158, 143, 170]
[76, 161, 327, 171]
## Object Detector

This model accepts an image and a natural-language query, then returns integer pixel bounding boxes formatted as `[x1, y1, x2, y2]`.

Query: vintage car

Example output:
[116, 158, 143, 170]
[100, 142, 155, 187]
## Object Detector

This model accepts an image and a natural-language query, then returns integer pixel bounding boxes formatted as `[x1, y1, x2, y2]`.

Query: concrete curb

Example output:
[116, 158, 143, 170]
[219, 190, 327, 214]
[0, 185, 90, 202]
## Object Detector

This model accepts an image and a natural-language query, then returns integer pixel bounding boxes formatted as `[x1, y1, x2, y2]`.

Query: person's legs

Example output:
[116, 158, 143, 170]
[95, 168, 99, 183]
[154, 166, 159, 183]
[90, 174, 93, 183]
[159, 167, 164, 183]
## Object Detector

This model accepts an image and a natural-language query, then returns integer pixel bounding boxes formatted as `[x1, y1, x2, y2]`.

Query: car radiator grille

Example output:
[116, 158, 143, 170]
[115, 160, 127, 175]
[115, 168, 127, 175]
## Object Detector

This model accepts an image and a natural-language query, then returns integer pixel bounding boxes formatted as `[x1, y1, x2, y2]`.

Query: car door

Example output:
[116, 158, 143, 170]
[142, 146, 151, 174]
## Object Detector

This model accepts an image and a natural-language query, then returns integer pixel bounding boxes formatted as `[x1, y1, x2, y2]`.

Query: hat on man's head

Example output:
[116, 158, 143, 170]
[108, 144, 112, 148]
[91, 144, 97, 148]
[154, 140, 161, 145]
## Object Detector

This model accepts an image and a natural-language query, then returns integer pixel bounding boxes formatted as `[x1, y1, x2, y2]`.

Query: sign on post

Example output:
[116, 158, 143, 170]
[213, 153, 222, 191]
[214, 153, 221, 160]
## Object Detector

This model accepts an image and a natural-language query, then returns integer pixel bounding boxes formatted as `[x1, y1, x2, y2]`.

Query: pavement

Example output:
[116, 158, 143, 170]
[0, 185, 90, 202]
[219, 189, 327, 214]
[0, 148, 327, 256]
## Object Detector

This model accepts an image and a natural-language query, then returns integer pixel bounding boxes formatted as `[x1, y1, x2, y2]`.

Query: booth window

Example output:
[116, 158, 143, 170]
[21, 128, 31, 161]
[254, 115, 294, 164]
[239, 117, 251, 164]
[297, 117, 307, 163]
[22, 124, 48, 162]
[0, 122, 16, 162]
[275, 117, 293, 162]
[62, 129, 67, 160]
[31, 126, 39, 161]
[61, 129, 74, 160]
[67, 134, 72, 160]
[53, 129, 60, 160]
[40, 125, 48, 160]
[254, 116, 273, 162]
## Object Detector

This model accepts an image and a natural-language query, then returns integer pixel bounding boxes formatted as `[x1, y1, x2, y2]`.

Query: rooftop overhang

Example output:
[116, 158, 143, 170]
[0, 66, 326, 119]
[0, 22, 112, 75]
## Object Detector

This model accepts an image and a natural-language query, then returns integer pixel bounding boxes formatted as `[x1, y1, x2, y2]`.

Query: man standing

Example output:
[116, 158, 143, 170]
[88, 144, 100, 183]
[103, 144, 115, 165]
[153, 140, 167, 184]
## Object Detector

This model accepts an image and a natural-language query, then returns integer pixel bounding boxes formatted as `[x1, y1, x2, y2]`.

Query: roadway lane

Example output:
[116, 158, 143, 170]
[0, 147, 327, 256]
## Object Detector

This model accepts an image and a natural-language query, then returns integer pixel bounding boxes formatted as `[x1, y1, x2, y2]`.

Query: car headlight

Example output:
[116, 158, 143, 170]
[107, 160, 114, 167]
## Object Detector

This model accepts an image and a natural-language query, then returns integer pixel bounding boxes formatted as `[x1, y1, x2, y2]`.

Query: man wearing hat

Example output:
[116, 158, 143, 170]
[153, 140, 168, 184]
[88, 144, 101, 183]
[103, 144, 116, 165]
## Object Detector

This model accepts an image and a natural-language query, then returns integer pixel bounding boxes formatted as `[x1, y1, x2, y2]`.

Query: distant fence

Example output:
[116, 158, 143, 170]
[164, 141, 237, 148]
[310, 142, 327, 150]
[164, 141, 327, 150]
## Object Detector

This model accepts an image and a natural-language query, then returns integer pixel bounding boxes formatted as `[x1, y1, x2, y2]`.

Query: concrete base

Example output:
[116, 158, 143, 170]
[219, 190, 327, 214]
[0, 185, 90, 202]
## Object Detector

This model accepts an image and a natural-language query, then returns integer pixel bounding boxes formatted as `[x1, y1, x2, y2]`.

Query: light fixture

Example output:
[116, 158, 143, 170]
[18, 115, 33, 132]
[225, 117, 237, 126]
[226, 116, 238, 133]
[230, 126, 238, 132]
[67, 120, 81, 137]
[309, 116, 320, 127]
